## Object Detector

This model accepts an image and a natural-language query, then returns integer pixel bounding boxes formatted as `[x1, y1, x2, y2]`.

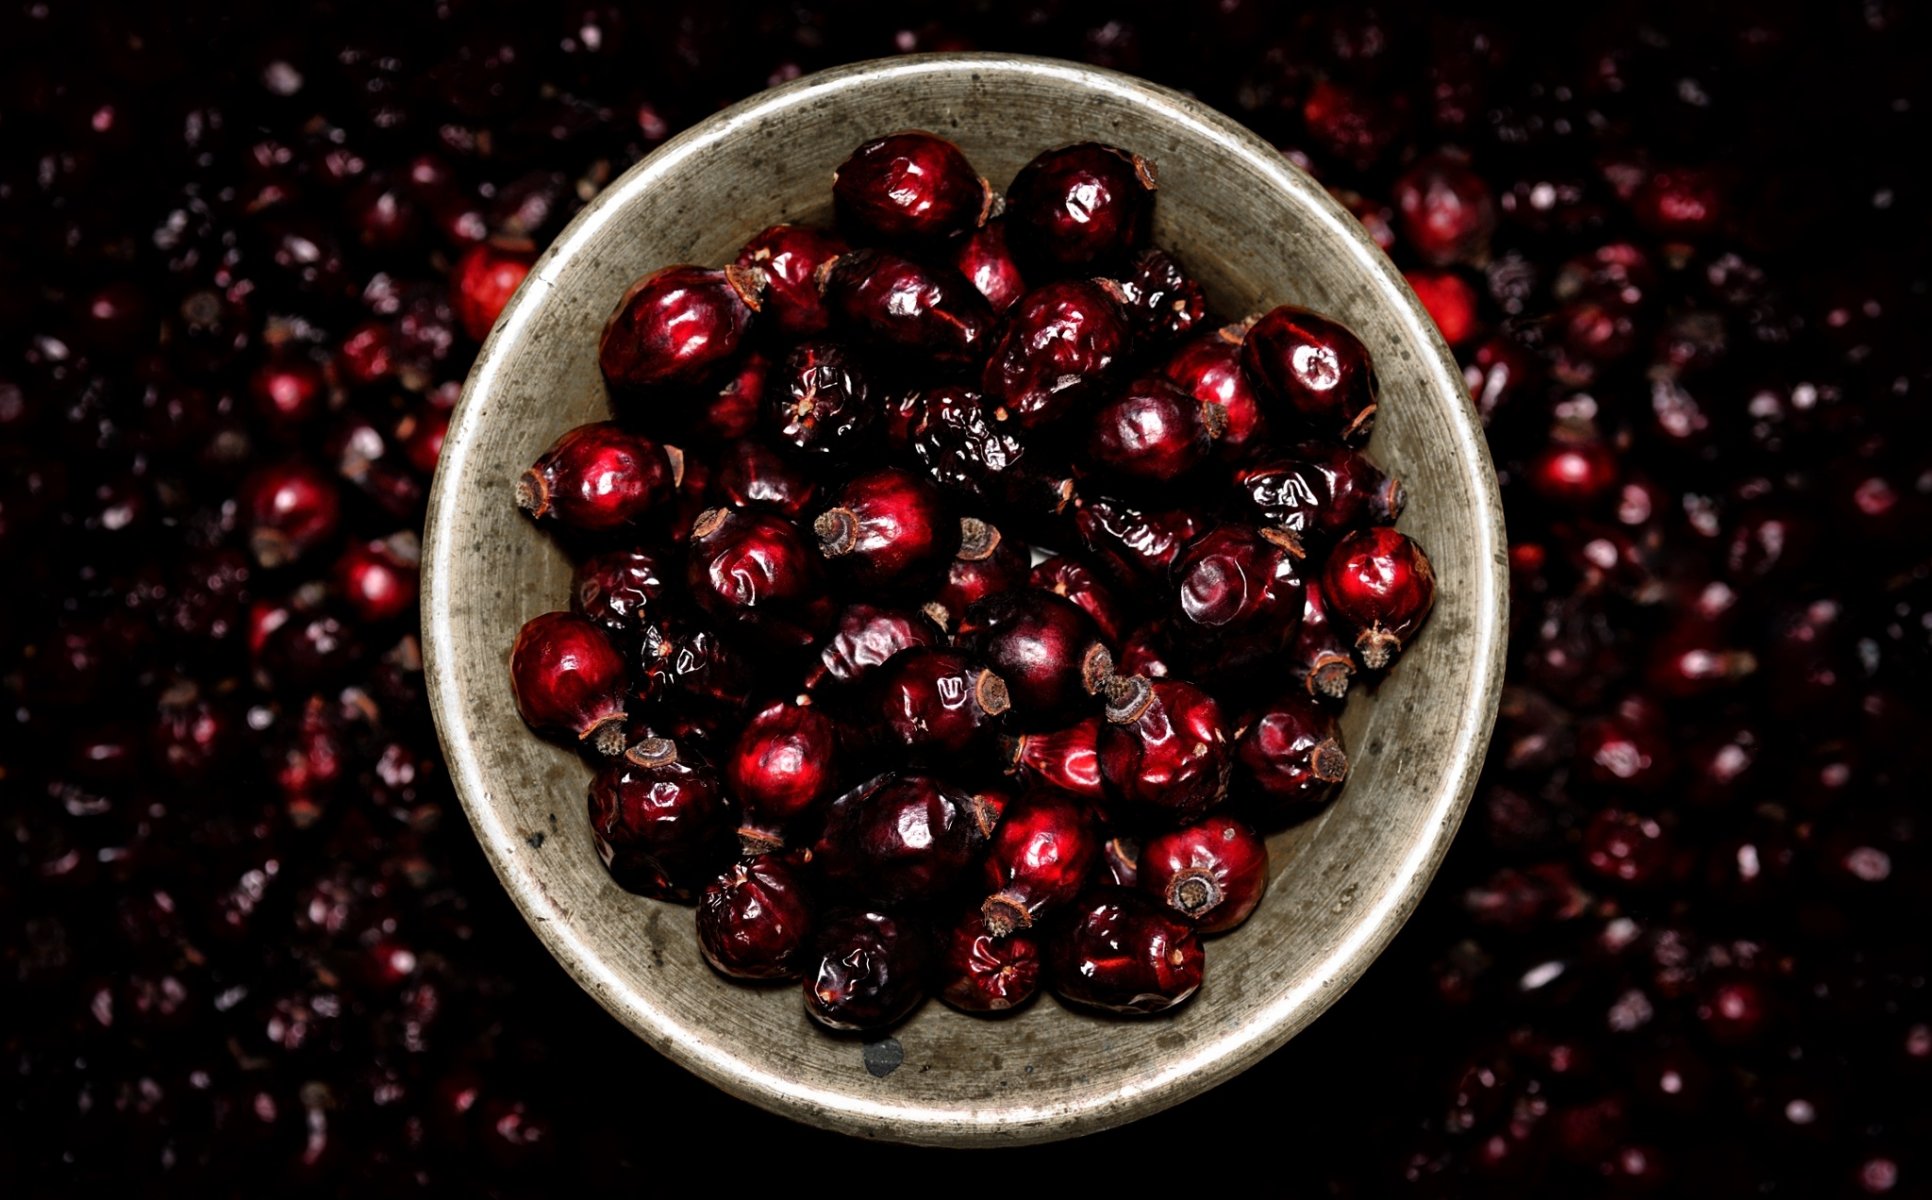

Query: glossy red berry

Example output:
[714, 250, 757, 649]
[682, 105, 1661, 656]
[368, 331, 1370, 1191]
[872, 648, 1011, 760]
[1321, 527, 1437, 669]
[1139, 815, 1269, 933]
[1002, 717, 1105, 802]
[938, 909, 1043, 1014]
[1029, 555, 1130, 645]
[923, 517, 1030, 632]
[1240, 305, 1380, 444]
[1086, 376, 1225, 485]
[714, 438, 819, 517]
[832, 131, 990, 243]
[634, 621, 755, 723]
[1099, 676, 1233, 826]
[814, 466, 958, 590]
[952, 219, 1027, 313]
[599, 263, 762, 389]
[802, 603, 944, 695]
[690, 351, 771, 444]
[1289, 440, 1406, 537]
[1170, 524, 1306, 664]
[1235, 693, 1349, 815]
[451, 241, 535, 340]
[1528, 437, 1619, 508]
[980, 790, 1100, 936]
[735, 224, 848, 336]
[956, 589, 1114, 726]
[1160, 328, 1266, 457]
[1111, 249, 1206, 345]
[331, 534, 420, 625]
[697, 854, 814, 981]
[243, 460, 342, 569]
[685, 507, 833, 649]
[1006, 142, 1157, 272]
[1393, 152, 1497, 266]
[1286, 578, 1357, 702]
[726, 699, 843, 852]
[980, 279, 1131, 430]
[812, 773, 992, 904]
[1048, 888, 1204, 1016]
[768, 340, 875, 457]
[249, 355, 328, 430]
[909, 388, 1074, 522]
[1074, 496, 1204, 587]
[509, 611, 629, 755]
[819, 249, 993, 364]
[587, 738, 736, 899]
[804, 909, 932, 1033]
[515, 421, 675, 532]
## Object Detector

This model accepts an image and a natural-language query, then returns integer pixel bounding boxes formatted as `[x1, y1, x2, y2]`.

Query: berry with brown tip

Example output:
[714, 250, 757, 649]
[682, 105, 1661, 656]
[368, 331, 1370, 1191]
[735, 224, 848, 336]
[726, 699, 844, 853]
[1002, 717, 1105, 802]
[1086, 376, 1225, 486]
[813, 466, 958, 590]
[980, 279, 1131, 430]
[819, 249, 993, 363]
[1235, 692, 1349, 815]
[697, 854, 814, 980]
[1138, 815, 1269, 933]
[1321, 527, 1436, 669]
[923, 517, 1030, 632]
[812, 773, 992, 904]
[1006, 142, 1157, 272]
[804, 909, 932, 1033]
[802, 603, 945, 696]
[572, 548, 671, 642]
[1111, 248, 1206, 345]
[1240, 305, 1380, 444]
[587, 738, 737, 900]
[1047, 888, 1203, 1016]
[1099, 676, 1233, 826]
[1160, 327, 1267, 457]
[956, 589, 1114, 726]
[685, 506, 833, 649]
[510, 611, 629, 756]
[832, 131, 991, 243]
[872, 648, 1012, 760]
[515, 421, 676, 532]
[1170, 525, 1306, 668]
[599, 264, 761, 389]
[768, 340, 875, 458]
[938, 909, 1043, 1014]
[980, 789, 1100, 936]
[1286, 579, 1357, 702]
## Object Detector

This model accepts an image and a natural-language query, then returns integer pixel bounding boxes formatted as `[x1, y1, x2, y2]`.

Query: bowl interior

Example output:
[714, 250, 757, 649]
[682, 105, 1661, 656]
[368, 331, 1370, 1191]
[424, 55, 1505, 1146]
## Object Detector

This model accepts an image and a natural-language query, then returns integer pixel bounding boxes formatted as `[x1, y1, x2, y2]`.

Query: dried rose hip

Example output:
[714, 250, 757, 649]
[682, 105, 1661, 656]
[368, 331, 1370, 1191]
[1321, 527, 1437, 670]
[1047, 888, 1204, 1016]
[516, 422, 676, 532]
[938, 908, 1043, 1014]
[980, 279, 1131, 430]
[510, 611, 628, 755]
[818, 248, 993, 363]
[812, 773, 992, 905]
[587, 738, 736, 901]
[1138, 815, 1269, 934]
[1006, 142, 1158, 272]
[832, 131, 990, 243]
[1240, 304, 1380, 444]
[736, 224, 848, 336]
[697, 853, 814, 980]
[599, 264, 761, 389]
[804, 909, 932, 1033]
[979, 789, 1100, 936]
[1099, 676, 1234, 827]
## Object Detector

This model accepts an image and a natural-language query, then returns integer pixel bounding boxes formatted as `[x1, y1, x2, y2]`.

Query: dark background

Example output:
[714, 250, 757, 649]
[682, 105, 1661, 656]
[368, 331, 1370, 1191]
[3, 1, 1929, 1194]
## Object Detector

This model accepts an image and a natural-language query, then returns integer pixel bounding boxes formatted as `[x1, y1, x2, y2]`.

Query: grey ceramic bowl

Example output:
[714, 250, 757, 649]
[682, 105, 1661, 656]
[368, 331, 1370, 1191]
[423, 53, 1506, 1147]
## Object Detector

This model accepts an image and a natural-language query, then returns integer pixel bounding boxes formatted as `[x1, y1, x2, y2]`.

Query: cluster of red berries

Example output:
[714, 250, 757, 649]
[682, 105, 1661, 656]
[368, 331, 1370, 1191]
[507, 132, 1435, 1032]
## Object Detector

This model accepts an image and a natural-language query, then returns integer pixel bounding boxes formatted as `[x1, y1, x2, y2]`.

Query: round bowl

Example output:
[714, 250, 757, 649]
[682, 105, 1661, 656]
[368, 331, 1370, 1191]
[423, 53, 1506, 1147]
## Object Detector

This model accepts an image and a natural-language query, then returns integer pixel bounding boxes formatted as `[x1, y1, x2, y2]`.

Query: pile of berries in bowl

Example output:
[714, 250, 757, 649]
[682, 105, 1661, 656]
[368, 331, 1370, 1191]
[504, 130, 1437, 1035]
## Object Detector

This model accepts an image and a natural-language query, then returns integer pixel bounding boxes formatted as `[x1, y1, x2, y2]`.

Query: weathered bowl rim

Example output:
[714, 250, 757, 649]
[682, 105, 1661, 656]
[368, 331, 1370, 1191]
[423, 52, 1507, 1146]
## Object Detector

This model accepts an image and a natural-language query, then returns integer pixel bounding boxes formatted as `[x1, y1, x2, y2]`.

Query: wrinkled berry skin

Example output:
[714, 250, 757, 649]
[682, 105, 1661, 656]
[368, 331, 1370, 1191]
[1006, 143, 1157, 272]
[1170, 524, 1306, 672]
[1321, 527, 1437, 670]
[1099, 677, 1233, 827]
[1048, 887, 1204, 1016]
[910, 388, 1074, 526]
[571, 548, 671, 641]
[635, 620, 755, 725]
[953, 219, 1027, 313]
[697, 854, 814, 980]
[1112, 249, 1206, 345]
[819, 249, 993, 363]
[925, 518, 1031, 632]
[769, 340, 875, 457]
[685, 507, 833, 649]
[956, 590, 1114, 727]
[814, 466, 958, 590]
[1236, 692, 1350, 816]
[1291, 440, 1406, 536]
[1139, 815, 1269, 934]
[1287, 579, 1358, 702]
[938, 909, 1043, 1014]
[872, 648, 1011, 760]
[587, 739, 737, 901]
[803, 603, 945, 695]
[726, 699, 844, 849]
[980, 280, 1131, 430]
[510, 611, 629, 755]
[1003, 717, 1105, 802]
[1161, 329, 1266, 457]
[980, 790, 1101, 936]
[516, 422, 676, 532]
[715, 438, 819, 517]
[1086, 376, 1223, 486]
[735, 224, 848, 337]
[833, 131, 990, 243]
[804, 909, 932, 1033]
[1075, 497, 1205, 588]
[1029, 555, 1130, 645]
[812, 773, 989, 904]
[599, 264, 761, 389]
[1240, 305, 1380, 444]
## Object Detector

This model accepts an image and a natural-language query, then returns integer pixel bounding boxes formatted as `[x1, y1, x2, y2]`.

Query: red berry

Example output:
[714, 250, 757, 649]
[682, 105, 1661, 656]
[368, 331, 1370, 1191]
[956, 589, 1114, 726]
[1170, 524, 1306, 669]
[243, 460, 342, 569]
[735, 224, 848, 337]
[768, 340, 876, 457]
[1099, 676, 1233, 826]
[509, 611, 629, 755]
[813, 466, 958, 590]
[1321, 527, 1437, 670]
[872, 648, 1011, 760]
[952, 219, 1027, 313]
[1074, 496, 1204, 587]
[980, 790, 1100, 936]
[599, 264, 761, 389]
[1029, 555, 1130, 645]
[570, 548, 669, 640]
[452, 242, 535, 340]
[1235, 693, 1349, 815]
[812, 772, 993, 904]
[714, 438, 819, 517]
[331, 534, 420, 625]
[1006, 142, 1157, 272]
[515, 421, 676, 532]
[685, 507, 833, 649]
[587, 738, 736, 900]
[1160, 327, 1266, 457]
[1110, 249, 1206, 345]
[1139, 815, 1269, 933]
[1239, 305, 1380, 444]
[938, 909, 1042, 1014]
[1406, 269, 1480, 346]
[802, 602, 945, 696]
[634, 621, 755, 726]
[1393, 152, 1497, 266]
[909, 387, 1073, 522]
[832, 131, 990, 243]
[1289, 440, 1406, 537]
[1286, 579, 1358, 702]
[819, 249, 993, 363]
[1086, 375, 1225, 485]
[249, 355, 328, 430]
[1002, 717, 1105, 802]
[980, 280, 1132, 430]
[697, 854, 814, 980]
[1047, 888, 1204, 1016]
[726, 699, 843, 852]
[804, 909, 932, 1033]
[923, 517, 1030, 632]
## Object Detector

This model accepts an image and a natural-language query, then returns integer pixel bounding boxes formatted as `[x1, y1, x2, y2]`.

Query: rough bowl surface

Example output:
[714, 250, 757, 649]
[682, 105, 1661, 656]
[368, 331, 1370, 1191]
[423, 54, 1506, 1147]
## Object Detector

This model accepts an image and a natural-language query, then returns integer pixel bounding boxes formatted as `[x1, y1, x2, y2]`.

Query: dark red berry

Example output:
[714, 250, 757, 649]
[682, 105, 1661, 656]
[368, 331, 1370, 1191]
[691, 351, 771, 444]
[1240, 305, 1380, 444]
[938, 909, 1042, 1014]
[832, 131, 990, 243]
[1286, 579, 1357, 702]
[768, 340, 875, 457]
[872, 648, 1011, 760]
[1289, 440, 1406, 537]
[1321, 527, 1437, 669]
[697, 854, 814, 980]
[451, 241, 534, 340]
[331, 534, 420, 625]
[1160, 328, 1266, 457]
[1002, 717, 1105, 803]
[1086, 376, 1224, 485]
[1170, 525, 1306, 666]
[909, 387, 1074, 521]
[802, 603, 944, 695]
[1111, 249, 1206, 345]
[956, 589, 1114, 726]
[510, 611, 628, 755]
[923, 517, 1030, 632]
[515, 421, 675, 532]
[1235, 693, 1349, 815]
[1047, 888, 1203, 1016]
[1528, 436, 1619, 509]
[819, 249, 993, 363]
[599, 263, 762, 389]
[726, 699, 843, 852]
[813, 467, 958, 590]
[980, 790, 1100, 936]
[812, 773, 992, 904]
[1099, 676, 1233, 826]
[803, 909, 932, 1033]
[243, 460, 341, 569]
[735, 224, 848, 337]
[685, 507, 833, 648]
[952, 219, 1027, 313]
[1074, 496, 1204, 587]
[1406, 270, 1480, 346]
[1006, 142, 1157, 272]
[587, 738, 736, 900]
[1029, 555, 1130, 645]
[1581, 808, 1670, 887]
[714, 438, 818, 517]
[1393, 151, 1497, 266]
[249, 355, 328, 430]
[980, 279, 1131, 430]
[635, 621, 755, 724]
[1138, 815, 1269, 933]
